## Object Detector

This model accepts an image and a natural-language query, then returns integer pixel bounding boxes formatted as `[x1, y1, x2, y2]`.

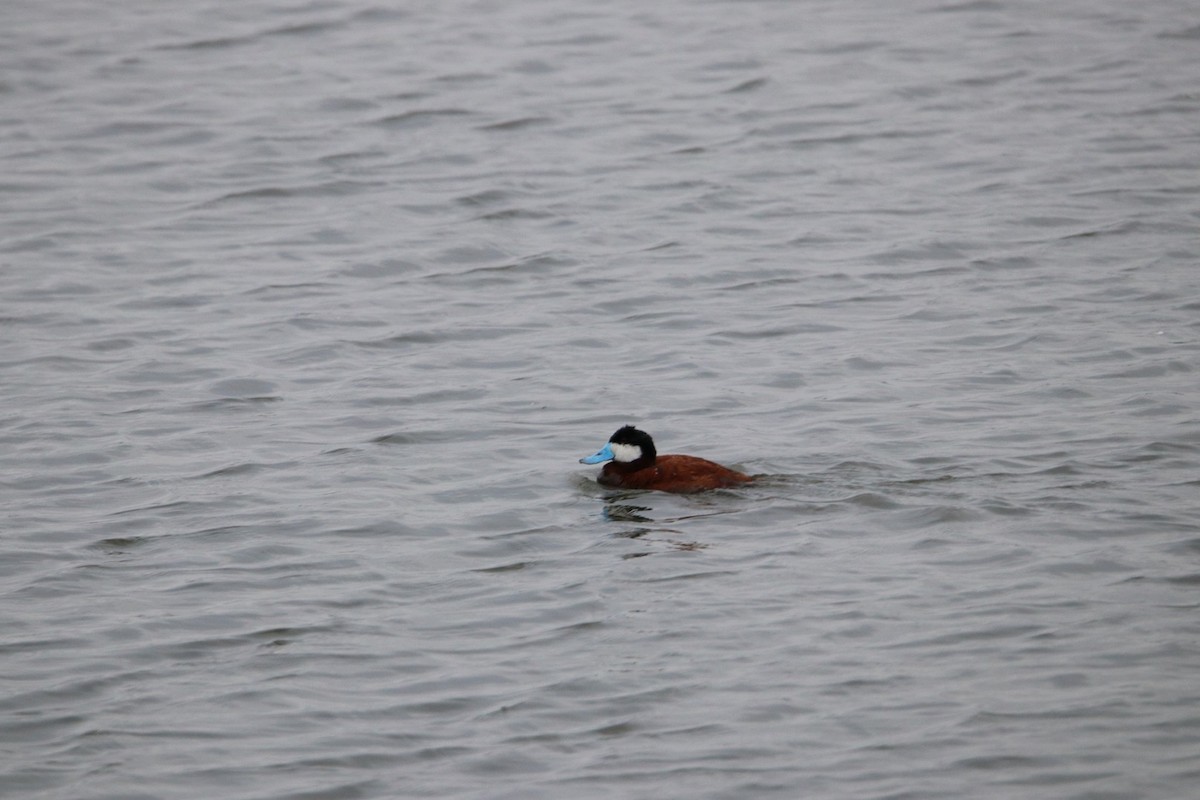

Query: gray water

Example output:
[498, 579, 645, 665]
[3, 1, 1199, 798]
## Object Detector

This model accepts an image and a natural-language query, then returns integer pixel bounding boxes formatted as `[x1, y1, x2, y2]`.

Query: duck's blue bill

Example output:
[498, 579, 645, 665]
[579, 442, 614, 464]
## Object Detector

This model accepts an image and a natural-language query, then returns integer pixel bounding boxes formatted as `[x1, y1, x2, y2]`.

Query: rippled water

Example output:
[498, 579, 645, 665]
[3, 1, 1199, 798]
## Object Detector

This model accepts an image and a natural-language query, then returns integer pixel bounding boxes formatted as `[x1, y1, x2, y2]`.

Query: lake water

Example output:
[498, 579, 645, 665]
[2, 1, 1199, 798]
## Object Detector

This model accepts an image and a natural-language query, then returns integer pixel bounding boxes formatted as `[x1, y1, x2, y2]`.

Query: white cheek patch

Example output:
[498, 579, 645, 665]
[609, 442, 643, 463]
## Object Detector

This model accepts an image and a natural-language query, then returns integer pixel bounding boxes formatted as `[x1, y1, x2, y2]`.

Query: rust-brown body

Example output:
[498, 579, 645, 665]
[598, 454, 753, 493]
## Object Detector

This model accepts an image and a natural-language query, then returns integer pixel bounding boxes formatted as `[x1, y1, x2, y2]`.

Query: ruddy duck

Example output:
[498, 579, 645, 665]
[579, 425, 753, 493]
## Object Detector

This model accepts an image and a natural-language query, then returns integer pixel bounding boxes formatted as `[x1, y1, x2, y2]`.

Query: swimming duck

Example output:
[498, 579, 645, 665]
[579, 425, 753, 493]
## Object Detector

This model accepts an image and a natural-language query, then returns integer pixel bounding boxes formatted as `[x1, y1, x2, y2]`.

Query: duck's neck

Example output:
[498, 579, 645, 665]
[608, 454, 656, 473]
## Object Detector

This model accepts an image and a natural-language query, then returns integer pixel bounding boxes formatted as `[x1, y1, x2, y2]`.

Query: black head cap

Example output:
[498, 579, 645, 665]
[609, 425, 656, 459]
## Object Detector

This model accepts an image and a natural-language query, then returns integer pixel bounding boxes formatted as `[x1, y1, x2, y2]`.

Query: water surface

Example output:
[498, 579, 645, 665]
[2, 1, 1199, 798]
